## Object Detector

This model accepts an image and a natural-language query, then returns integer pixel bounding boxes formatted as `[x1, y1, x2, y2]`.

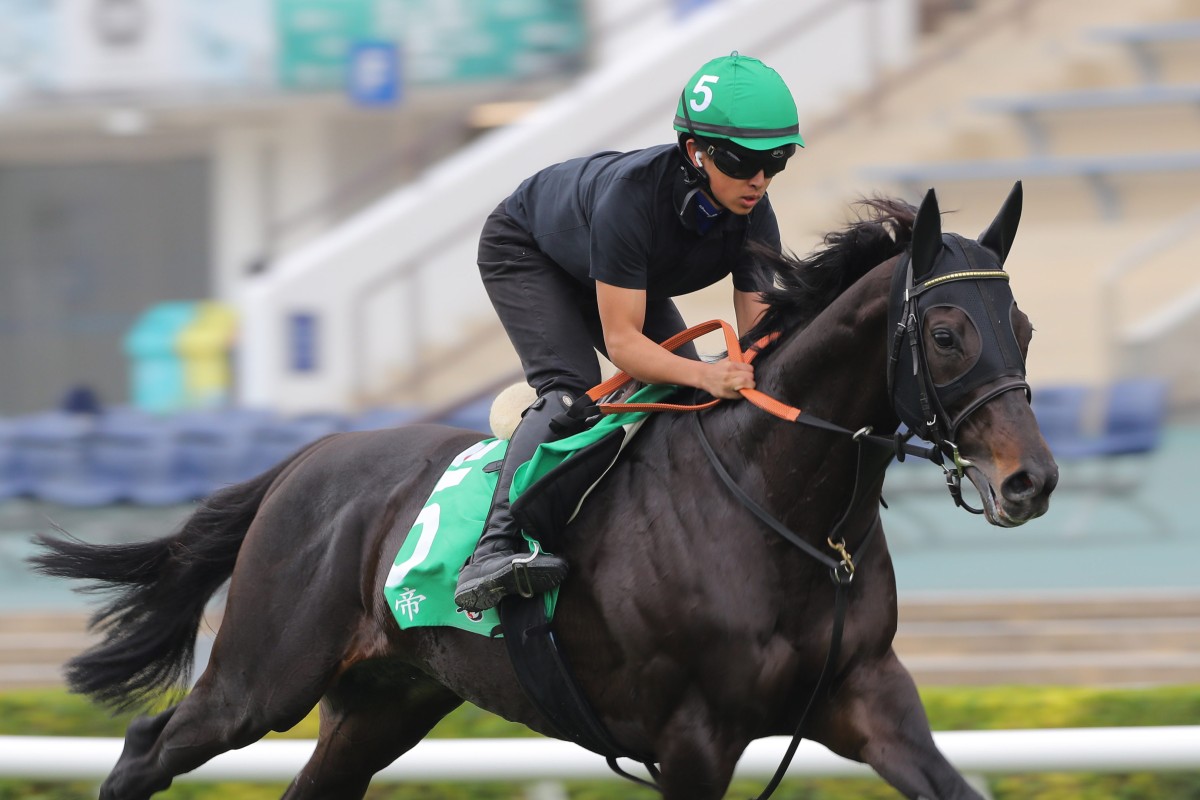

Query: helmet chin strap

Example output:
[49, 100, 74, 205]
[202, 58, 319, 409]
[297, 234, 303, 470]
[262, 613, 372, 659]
[678, 143, 728, 214]
[677, 91, 730, 213]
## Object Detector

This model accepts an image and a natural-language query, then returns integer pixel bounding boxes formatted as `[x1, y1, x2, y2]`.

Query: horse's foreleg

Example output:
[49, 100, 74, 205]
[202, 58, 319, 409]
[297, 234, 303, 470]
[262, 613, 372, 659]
[814, 649, 984, 800]
[653, 698, 745, 800]
[283, 663, 463, 800]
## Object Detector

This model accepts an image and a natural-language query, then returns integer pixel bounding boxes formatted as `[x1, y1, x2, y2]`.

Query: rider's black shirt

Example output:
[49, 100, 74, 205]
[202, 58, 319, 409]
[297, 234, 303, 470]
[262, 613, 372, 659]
[502, 144, 778, 297]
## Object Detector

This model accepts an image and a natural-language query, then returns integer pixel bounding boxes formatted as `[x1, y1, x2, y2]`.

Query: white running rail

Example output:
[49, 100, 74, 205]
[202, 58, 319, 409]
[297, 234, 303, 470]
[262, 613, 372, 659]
[1, 727, 1197, 783]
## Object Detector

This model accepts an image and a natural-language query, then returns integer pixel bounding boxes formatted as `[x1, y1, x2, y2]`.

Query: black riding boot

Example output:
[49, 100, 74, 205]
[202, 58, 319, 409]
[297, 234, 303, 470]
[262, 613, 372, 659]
[454, 392, 571, 612]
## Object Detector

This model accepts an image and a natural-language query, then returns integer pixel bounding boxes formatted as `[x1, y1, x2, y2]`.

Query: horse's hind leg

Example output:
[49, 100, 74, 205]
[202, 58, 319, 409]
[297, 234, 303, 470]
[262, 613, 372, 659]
[100, 590, 360, 798]
[100, 705, 181, 799]
[99, 660, 327, 800]
[814, 650, 984, 800]
[283, 662, 463, 799]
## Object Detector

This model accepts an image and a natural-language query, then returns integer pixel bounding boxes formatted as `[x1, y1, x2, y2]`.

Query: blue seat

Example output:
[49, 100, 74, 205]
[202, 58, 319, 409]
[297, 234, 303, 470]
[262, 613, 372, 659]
[1045, 378, 1169, 460]
[1031, 384, 1092, 456]
[1093, 377, 1170, 456]
[173, 407, 277, 498]
[0, 418, 19, 501]
[346, 406, 424, 432]
[88, 409, 193, 506]
[435, 395, 494, 434]
[240, 413, 348, 478]
[1043, 378, 1172, 535]
[3, 409, 168, 507]
[11, 411, 104, 506]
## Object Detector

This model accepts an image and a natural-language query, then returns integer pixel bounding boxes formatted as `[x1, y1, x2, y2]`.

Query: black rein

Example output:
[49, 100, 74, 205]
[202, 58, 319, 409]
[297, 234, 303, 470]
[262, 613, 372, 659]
[692, 405, 895, 800]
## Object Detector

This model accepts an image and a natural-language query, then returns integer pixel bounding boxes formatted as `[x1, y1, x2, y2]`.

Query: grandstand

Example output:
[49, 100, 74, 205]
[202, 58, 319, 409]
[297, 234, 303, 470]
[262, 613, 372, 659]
[2, 0, 1196, 417]
[230, 0, 1200, 416]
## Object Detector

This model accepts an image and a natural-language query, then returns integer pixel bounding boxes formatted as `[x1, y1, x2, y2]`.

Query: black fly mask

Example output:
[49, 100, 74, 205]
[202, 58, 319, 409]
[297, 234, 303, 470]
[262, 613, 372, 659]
[887, 182, 1029, 449]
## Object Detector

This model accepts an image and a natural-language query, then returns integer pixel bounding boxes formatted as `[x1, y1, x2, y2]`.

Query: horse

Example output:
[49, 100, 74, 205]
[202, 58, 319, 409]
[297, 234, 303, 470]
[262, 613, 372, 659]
[31, 183, 1057, 800]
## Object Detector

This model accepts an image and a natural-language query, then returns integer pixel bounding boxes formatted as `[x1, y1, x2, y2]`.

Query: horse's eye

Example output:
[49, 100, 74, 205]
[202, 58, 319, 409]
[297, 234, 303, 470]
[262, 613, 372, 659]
[931, 329, 955, 349]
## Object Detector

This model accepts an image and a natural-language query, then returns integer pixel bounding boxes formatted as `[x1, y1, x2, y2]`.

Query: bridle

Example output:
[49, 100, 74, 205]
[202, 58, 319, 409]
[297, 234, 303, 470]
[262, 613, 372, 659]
[886, 235, 1032, 514]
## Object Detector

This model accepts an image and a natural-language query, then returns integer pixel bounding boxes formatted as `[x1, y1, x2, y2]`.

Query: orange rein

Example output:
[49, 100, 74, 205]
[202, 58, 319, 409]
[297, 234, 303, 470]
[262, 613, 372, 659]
[584, 320, 801, 422]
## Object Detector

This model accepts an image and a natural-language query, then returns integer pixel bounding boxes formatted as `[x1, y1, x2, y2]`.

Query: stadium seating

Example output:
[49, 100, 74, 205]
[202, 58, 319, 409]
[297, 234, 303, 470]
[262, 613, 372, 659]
[6, 411, 97, 506]
[433, 394, 495, 434]
[0, 418, 18, 501]
[238, 412, 350, 478]
[171, 407, 278, 499]
[974, 84, 1200, 154]
[1088, 19, 1200, 83]
[347, 406, 426, 431]
[1049, 377, 1170, 460]
[93, 409, 194, 507]
[862, 151, 1200, 219]
[1030, 384, 1093, 456]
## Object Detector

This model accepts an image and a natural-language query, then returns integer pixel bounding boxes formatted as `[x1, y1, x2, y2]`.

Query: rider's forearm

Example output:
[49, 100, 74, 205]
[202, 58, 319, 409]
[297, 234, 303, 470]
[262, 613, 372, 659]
[606, 330, 710, 389]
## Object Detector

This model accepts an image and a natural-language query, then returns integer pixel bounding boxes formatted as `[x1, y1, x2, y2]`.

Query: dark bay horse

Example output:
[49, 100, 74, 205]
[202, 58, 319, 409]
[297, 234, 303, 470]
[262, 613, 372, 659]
[32, 184, 1057, 800]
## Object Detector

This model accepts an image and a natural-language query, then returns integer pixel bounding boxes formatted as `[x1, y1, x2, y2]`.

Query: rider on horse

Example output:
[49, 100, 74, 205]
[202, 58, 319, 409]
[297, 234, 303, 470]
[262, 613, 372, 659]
[454, 53, 807, 613]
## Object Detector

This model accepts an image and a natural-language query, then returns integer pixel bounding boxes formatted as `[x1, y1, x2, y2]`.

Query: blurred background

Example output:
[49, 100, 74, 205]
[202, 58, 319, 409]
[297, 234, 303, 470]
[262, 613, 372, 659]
[0, 0, 1198, 796]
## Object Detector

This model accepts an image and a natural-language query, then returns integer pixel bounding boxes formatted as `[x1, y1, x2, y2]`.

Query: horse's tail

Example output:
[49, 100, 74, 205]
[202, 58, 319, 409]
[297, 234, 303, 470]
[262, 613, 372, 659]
[29, 439, 326, 710]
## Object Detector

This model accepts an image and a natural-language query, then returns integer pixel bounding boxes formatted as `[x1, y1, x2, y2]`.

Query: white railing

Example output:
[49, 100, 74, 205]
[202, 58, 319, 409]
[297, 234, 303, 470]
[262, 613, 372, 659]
[1, 727, 1197, 783]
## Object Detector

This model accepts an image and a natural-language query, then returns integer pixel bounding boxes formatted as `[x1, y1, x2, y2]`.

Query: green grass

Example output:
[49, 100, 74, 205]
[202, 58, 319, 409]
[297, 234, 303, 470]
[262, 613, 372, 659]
[0, 685, 1196, 798]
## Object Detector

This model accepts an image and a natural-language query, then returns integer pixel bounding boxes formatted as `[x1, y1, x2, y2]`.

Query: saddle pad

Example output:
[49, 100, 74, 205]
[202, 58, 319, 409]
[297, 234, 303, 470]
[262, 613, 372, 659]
[384, 383, 675, 635]
[384, 438, 523, 635]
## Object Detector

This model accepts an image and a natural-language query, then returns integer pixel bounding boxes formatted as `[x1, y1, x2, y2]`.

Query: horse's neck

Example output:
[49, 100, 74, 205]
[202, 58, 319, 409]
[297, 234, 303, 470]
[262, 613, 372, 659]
[703, 262, 898, 534]
[758, 262, 896, 438]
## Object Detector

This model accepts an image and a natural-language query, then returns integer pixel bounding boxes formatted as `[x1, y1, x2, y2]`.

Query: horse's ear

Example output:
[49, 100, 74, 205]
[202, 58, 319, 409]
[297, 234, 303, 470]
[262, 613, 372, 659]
[910, 187, 943, 281]
[978, 180, 1023, 266]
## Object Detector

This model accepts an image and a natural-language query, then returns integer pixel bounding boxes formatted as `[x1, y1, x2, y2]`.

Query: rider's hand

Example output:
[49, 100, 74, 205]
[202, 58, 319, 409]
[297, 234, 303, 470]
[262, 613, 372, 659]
[703, 359, 755, 400]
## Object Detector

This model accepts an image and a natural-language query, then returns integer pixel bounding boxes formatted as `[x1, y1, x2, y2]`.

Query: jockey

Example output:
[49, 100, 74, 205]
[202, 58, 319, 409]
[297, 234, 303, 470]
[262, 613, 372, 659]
[454, 52, 806, 613]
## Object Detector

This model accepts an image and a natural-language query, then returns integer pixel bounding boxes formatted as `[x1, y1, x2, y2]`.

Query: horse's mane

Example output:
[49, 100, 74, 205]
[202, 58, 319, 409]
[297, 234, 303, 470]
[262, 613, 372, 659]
[746, 197, 917, 344]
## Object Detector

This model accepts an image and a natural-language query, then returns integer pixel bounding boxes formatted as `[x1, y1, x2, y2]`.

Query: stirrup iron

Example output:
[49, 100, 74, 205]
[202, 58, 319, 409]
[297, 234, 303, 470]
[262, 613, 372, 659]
[510, 540, 543, 598]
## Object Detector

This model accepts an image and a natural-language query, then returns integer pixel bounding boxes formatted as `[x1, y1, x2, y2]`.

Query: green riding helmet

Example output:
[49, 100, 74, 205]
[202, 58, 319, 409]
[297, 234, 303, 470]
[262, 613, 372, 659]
[673, 52, 805, 151]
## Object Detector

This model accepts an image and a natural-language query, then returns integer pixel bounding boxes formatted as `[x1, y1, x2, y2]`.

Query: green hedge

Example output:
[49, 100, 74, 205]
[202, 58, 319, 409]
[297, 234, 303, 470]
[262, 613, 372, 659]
[0, 686, 1196, 799]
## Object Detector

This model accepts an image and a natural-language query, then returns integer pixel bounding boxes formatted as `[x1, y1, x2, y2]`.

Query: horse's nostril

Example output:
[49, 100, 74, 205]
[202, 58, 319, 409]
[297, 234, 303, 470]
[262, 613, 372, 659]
[1002, 470, 1040, 502]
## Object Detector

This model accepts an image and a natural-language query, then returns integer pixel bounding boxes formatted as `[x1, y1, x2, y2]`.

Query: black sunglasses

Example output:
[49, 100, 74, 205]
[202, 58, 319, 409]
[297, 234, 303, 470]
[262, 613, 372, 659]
[703, 141, 794, 180]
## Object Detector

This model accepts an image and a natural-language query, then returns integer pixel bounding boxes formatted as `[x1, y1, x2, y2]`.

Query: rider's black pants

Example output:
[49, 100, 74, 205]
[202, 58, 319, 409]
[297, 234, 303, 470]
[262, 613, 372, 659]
[478, 203, 697, 401]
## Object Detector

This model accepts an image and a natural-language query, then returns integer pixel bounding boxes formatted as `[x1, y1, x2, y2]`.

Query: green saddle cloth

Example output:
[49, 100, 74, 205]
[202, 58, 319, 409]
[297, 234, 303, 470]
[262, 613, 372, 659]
[383, 384, 675, 635]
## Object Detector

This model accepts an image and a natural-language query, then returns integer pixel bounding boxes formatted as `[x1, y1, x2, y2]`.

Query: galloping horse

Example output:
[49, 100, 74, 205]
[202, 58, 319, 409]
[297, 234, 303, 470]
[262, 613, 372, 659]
[32, 184, 1056, 800]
